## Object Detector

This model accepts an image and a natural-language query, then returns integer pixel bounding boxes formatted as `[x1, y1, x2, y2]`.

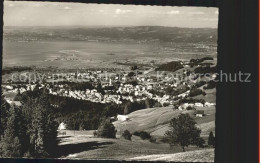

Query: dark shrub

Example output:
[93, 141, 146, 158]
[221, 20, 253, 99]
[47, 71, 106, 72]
[194, 137, 205, 148]
[203, 80, 216, 89]
[133, 131, 140, 136]
[139, 131, 151, 140]
[163, 103, 170, 107]
[208, 131, 215, 147]
[128, 72, 136, 77]
[186, 106, 195, 110]
[189, 89, 206, 97]
[96, 119, 117, 138]
[155, 61, 184, 72]
[195, 81, 206, 88]
[121, 130, 132, 140]
[93, 130, 97, 137]
[133, 131, 154, 142]
[190, 57, 213, 65]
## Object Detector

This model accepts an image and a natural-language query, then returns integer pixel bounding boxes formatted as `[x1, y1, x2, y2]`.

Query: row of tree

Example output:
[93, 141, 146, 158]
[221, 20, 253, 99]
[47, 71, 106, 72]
[0, 92, 58, 158]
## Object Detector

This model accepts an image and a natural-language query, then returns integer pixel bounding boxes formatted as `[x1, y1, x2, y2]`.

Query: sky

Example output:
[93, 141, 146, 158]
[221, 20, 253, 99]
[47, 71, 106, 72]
[4, 1, 218, 28]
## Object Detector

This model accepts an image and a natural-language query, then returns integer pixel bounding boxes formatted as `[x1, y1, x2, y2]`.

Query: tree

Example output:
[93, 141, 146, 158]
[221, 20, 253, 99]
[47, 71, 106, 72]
[208, 131, 215, 147]
[123, 101, 132, 115]
[22, 93, 58, 157]
[15, 105, 29, 156]
[97, 83, 105, 95]
[122, 130, 132, 140]
[102, 105, 118, 117]
[186, 106, 195, 110]
[97, 119, 117, 138]
[29, 103, 48, 157]
[139, 131, 151, 140]
[189, 88, 205, 97]
[0, 90, 58, 158]
[0, 94, 10, 137]
[0, 106, 22, 157]
[194, 137, 205, 148]
[164, 114, 204, 152]
[37, 94, 58, 156]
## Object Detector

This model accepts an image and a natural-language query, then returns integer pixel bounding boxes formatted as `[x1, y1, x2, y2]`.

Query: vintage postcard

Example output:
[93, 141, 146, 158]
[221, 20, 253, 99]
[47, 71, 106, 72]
[1, 1, 218, 162]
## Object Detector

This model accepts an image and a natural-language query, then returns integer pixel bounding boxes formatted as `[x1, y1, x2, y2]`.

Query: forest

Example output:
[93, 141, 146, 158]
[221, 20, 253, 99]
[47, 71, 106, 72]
[15, 88, 161, 130]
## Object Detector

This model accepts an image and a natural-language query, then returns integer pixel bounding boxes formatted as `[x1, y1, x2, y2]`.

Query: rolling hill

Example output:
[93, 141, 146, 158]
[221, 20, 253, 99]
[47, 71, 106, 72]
[113, 105, 215, 138]
[4, 26, 217, 43]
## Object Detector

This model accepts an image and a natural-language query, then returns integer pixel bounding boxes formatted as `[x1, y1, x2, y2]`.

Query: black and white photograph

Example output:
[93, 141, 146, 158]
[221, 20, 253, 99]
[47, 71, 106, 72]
[1, 1, 218, 162]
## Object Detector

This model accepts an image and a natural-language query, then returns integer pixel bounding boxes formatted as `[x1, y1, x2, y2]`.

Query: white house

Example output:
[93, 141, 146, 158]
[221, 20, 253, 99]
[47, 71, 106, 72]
[195, 102, 204, 107]
[195, 110, 205, 117]
[5, 85, 13, 90]
[117, 115, 129, 121]
[205, 102, 216, 107]
[182, 103, 195, 109]
[58, 122, 67, 130]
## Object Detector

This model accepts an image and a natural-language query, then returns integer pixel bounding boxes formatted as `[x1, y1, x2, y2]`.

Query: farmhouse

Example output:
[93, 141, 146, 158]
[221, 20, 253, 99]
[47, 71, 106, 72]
[195, 110, 205, 117]
[195, 102, 204, 107]
[205, 102, 216, 107]
[117, 115, 129, 121]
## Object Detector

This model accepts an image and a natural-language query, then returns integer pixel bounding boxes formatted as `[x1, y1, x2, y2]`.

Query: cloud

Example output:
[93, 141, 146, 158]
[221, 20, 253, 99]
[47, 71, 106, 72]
[167, 10, 180, 15]
[98, 10, 107, 14]
[188, 11, 205, 15]
[64, 6, 72, 10]
[115, 9, 133, 14]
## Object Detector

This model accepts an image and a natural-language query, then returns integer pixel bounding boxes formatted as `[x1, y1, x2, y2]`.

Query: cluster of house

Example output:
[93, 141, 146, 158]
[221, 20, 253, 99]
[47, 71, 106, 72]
[47, 83, 172, 105]
[49, 88, 123, 104]
[2, 67, 217, 111]
[178, 102, 216, 110]
[3, 84, 37, 94]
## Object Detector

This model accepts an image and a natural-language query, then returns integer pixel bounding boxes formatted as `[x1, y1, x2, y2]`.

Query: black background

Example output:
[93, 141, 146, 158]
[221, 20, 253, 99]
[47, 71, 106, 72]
[0, 0, 258, 162]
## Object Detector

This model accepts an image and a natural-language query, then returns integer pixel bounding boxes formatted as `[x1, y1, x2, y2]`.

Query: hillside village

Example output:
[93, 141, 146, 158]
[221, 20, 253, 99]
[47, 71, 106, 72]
[2, 57, 216, 112]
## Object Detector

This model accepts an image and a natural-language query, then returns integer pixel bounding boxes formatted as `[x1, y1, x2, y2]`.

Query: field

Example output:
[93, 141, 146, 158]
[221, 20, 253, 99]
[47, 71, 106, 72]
[55, 131, 212, 161]
[113, 106, 215, 139]
[54, 104, 215, 160]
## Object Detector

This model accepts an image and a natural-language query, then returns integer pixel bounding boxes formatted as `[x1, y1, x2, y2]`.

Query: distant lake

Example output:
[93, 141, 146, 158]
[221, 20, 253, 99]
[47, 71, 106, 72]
[3, 40, 217, 68]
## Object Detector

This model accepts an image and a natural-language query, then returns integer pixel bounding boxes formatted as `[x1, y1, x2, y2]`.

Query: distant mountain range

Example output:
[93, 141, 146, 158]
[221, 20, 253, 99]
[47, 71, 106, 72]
[4, 26, 217, 43]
